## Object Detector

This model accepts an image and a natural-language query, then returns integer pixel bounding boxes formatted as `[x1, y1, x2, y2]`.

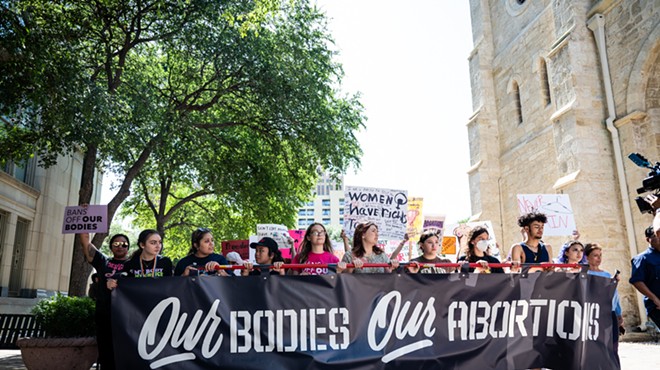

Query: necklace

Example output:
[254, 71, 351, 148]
[524, 243, 540, 262]
[140, 258, 157, 278]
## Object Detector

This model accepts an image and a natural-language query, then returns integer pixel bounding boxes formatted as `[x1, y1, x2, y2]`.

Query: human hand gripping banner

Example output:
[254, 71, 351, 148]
[112, 272, 619, 370]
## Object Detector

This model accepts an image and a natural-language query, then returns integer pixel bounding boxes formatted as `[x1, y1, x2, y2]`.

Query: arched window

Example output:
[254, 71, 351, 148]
[540, 59, 551, 106]
[513, 81, 523, 124]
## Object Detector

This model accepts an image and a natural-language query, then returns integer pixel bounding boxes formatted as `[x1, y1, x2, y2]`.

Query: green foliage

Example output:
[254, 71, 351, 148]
[118, 1, 363, 257]
[1, 0, 363, 293]
[32, 294, 96, 338]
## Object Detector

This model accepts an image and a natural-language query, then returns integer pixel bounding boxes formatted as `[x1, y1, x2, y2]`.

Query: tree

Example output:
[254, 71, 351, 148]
[1, 0, 363, 295]
[121, 1, 363, 260]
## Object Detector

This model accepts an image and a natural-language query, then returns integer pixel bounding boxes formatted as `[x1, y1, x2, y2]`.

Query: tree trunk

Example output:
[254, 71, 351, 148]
[67, 136, 161, 295]
[68, 145, 97, 296]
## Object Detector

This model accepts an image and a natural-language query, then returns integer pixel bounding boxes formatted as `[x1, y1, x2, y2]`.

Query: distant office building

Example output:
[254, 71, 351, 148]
[297, 173, 345, 229]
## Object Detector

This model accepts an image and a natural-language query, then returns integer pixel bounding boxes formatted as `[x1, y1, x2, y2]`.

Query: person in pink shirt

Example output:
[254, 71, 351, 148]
[292, 223, 346, 275]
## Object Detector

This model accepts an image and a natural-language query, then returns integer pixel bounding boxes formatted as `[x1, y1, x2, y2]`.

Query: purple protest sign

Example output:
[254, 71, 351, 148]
[61, 205, 108, 234]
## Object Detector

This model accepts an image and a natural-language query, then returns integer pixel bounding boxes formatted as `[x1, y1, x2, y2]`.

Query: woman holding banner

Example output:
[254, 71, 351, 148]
[242, 237, 286, 276]
[407, 230, 452, 274]
[174, 228, 230, 276]
[107, 229, 172, 287]
[457, 226, 504, 273]
[341, 222, 399, 273]
[554, 240, 586, 272]
[585, 242, 623, 364]
[291, 223, 346, 275]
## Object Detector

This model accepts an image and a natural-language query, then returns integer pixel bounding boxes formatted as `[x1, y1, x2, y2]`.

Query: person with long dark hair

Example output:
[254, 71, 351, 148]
[174, 228, 229, 276]
[341, 222, 399, 273]
[555, 240, 586, 272]
[407, 230, 452, 274]
[457, 226, 504, 273]
[291, 223, 345, 275]
[108, 229, 172, 287]
[79, 232, 130, 370]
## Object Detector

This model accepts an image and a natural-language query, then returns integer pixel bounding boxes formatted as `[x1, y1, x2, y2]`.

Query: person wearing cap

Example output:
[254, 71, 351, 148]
[225, 251, 244, 276]
[174, 228, 230, 276]
[242, 237, 286, 276]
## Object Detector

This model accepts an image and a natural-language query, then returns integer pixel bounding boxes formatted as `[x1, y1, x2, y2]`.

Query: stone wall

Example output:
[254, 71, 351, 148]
[467, 0, 659, 325]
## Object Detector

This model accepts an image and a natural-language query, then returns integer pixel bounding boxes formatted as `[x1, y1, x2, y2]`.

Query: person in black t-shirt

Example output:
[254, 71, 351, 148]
[407, 230, 452, 274]
[79, 232, 130, 370]
[457, 226, 504, 274]
[242, 237, 286, 276]
[109, 230, 173, 284]
[174, 228, 230, 276]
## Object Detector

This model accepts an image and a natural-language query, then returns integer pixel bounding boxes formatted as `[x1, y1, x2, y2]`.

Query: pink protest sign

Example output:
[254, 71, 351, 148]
[288, 229, 305, 254]
[62, 205, 108, 234]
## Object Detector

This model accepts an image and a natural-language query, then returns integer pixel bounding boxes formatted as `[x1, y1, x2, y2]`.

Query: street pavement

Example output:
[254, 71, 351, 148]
[0, 341, 658, 369]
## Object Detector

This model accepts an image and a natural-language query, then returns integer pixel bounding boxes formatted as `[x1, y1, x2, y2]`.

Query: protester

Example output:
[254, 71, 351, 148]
[291, 223, 346, 275]
[457, 226, 504, 273]
[341, 222, 400, 273]
[79, 231, 129, 370]
[108, 229, 172, 287]
[174, 228, 229, 276]
[510, 212, 553, 272]
[225, 251, 244, 276]
[555, 240, 586, 272]
[242, 237, 286, 276]
[585, 242, 623, 366]
[406, 230, 452, 273]
[630, 226, 660, 327]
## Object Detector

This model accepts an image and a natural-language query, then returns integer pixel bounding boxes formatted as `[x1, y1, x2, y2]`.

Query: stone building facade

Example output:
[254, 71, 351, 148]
[0, 153, 101, 312]
[466, 0, 659, 325]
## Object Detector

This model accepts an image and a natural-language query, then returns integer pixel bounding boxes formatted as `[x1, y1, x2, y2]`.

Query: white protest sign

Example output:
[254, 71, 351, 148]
[343, 186, 408, 240]
[256, 224, 291, 250]
[62, 205, 108, 234]
[516, 194, 577, 237]
[248, 235, 259, 263]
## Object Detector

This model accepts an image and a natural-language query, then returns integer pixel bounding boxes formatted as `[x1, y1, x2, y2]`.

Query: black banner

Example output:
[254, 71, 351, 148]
[112, 272, 619, 369]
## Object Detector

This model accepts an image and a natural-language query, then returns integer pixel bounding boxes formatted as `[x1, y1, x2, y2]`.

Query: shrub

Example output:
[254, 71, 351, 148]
[32, 294, 95, 338]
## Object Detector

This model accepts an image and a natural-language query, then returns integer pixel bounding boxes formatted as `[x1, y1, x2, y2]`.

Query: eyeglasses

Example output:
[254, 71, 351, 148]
[310, 231, 326, 237]
[111, 242, 129, 248]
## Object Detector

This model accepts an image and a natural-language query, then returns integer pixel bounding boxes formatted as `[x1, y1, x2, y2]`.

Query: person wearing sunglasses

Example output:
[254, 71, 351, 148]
[174, 228, 230, 276]
[79, 231, 130, 370]
[291, 223, 345, 275]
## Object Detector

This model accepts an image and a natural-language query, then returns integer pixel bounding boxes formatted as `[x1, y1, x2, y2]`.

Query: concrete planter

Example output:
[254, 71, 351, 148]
[16, 337, 97, 370]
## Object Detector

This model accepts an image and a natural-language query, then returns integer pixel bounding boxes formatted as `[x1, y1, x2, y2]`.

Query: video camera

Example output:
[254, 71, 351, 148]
[628, 153, 660, 214]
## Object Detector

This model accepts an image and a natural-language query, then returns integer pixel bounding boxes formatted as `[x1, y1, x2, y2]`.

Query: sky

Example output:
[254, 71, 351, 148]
[315, 1, 474, 223]
[102, 1, 475, 224]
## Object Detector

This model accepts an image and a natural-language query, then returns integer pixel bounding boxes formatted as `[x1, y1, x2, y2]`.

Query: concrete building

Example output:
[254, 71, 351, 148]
[0, 153, 101, 313]
[297, 173, 345, 230]
[466, 0, 659, 325]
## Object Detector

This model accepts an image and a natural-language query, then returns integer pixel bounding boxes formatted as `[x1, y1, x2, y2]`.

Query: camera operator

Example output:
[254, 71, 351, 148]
[629, 195, 660, 327]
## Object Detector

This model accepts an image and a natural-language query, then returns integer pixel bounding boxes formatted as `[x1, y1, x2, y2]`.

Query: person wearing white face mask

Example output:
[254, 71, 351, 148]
[457, 226, 504, 273]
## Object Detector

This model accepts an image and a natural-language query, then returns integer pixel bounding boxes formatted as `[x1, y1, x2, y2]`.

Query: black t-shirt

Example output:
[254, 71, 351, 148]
[91, 251, 129, 306]
[458, 254, 504, 273]
[174, 253, 229, 276]
[123, 255, 173, 278]
[410, 255, 452, 273]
